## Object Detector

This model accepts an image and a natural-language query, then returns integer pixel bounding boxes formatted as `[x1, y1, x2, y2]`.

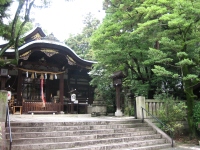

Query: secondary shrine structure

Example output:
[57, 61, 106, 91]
[0, 27, 96, 114]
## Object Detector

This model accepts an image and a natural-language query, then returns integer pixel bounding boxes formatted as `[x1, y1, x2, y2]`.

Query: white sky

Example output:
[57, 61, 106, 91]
[1, 0, 105, 43]
[32, 0, 105, 41]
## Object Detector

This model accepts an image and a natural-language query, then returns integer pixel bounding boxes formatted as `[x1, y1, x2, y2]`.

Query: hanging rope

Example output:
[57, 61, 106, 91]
[17, 67, 65, 75]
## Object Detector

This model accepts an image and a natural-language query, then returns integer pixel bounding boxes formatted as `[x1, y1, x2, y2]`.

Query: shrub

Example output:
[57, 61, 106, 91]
[193, 102, 200, 131]
[107, 105, 115, 113]
[124, 106, 134, 116]
[157, 94, 187, 136]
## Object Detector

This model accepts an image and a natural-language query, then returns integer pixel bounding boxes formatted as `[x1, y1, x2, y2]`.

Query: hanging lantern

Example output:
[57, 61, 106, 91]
[49, 74, 54, 80]
[40, 73, 44, 79]
[31, 73, 34, 79]
[55, 74, 57, 79]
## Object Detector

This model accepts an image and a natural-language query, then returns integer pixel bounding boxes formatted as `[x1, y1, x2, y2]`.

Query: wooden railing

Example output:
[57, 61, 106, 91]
[22, 102, 62, 114]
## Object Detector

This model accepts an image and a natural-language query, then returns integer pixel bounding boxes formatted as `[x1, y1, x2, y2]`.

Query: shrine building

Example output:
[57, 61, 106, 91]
[0, 27, 96, 114]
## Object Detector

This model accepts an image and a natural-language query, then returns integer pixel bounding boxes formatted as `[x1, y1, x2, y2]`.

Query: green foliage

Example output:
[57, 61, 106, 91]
[124, 106, 134, 116]
[152, 65, 172, 77]
[156, 94, 187, 136]
[91, 0, 158, 99]
[193, 102, 200, 131]
[0, 0, 11, 38]
[65, 13, 100, 60]
[90, 0, 200, 135]
[0, 0, 51, 60]
[0, 58, 18, 67]
[107, 105, 115, 114]
[132, 0, 200, 136]
[89, 64, 116, 108]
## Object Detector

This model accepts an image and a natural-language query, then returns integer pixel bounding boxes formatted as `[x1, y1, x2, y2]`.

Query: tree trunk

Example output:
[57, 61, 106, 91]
[185, 84, 196, 138]
[183, 66, 196, 137]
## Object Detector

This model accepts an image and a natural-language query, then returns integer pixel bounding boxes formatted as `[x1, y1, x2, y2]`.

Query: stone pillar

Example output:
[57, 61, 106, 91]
[136, 96, 146, 119]
[87, 105, 92, 114]
[0, 90, 8, 150]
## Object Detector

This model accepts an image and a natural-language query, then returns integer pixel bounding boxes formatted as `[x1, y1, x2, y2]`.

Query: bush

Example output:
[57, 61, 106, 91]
[193, 102, 200, 131]
[124, 106, 134, 116]
[107, 105, 115, 114]
[157, 94, 187, 136]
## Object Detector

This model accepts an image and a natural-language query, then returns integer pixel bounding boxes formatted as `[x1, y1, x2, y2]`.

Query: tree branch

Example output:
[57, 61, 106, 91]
[15, 0, 35, 60]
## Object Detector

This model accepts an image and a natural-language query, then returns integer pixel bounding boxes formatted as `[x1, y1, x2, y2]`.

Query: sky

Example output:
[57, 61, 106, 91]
[32, 0, 105, 41]
[2, 0, 105, 43]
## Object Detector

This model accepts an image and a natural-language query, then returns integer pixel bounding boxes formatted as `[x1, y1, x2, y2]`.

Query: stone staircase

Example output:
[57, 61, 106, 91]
[6, 118, 172, 150]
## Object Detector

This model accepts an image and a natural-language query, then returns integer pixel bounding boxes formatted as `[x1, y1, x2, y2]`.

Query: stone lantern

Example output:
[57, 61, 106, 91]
[111, 71, 125, 117]
[91, 88, 107, 116]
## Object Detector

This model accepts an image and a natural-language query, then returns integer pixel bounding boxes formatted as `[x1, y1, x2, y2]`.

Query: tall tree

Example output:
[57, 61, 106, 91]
[90, 0, 161, 98]
[65, 12, 100, 60]
[134, 0, 200, 137]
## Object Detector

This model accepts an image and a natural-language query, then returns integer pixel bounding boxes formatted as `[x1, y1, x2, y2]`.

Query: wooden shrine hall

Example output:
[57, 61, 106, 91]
[0, 27, 96, 114]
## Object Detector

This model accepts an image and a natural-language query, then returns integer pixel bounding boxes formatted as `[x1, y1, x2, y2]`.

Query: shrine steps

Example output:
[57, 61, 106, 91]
[6, 118, 172, 150]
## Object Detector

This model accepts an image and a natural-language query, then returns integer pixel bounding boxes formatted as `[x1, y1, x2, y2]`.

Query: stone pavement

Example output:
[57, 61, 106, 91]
[9, 114, 136, 122]
[162, 144, 200, 150]
[8, 114, 200, 150]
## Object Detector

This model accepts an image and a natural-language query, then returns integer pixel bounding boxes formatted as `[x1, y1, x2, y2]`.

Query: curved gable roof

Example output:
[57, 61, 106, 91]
[18, 39, 96, 67]
[2, 27, 96, 68]
[23, 27, 46, 39]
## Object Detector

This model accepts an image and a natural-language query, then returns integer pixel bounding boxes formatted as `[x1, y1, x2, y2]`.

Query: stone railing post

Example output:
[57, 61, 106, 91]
[0, 90, 8, 150]
[136, 96, 146, 119]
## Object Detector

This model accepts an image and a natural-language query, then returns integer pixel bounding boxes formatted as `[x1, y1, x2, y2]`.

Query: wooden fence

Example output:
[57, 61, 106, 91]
[22, 102, 62, 114]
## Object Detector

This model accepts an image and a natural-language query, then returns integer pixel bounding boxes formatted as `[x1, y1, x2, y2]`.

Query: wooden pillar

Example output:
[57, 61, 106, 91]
[59, 73, 64, 111]
[116, 85, 121, 111]
[17, 69, 22, 106]
[46, 79, 50, 102]
[114, 84, 123, 116]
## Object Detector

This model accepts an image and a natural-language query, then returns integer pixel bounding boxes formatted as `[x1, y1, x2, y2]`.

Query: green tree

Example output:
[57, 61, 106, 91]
[0, 0, 12, 39]
[134, 0, 200, 137]
[90, 0, 161, 98]
[0, 0, 53, 61]
[65, 12, 100, 60]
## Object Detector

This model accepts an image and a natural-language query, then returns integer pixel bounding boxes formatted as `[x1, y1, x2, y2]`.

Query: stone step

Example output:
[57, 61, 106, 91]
[90, 123, 148, 129]
[7, 118, 172, 150]
[120, 143, 172, 150]
[8, 123, 148, 132]
[11, 132, 161, 145]
[10, 119, 143, 127]
[54, 143, 172, 150]
[6, 128, 155, 139]
[114, 126, 153, 132]
[11, 139, 167, 150]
